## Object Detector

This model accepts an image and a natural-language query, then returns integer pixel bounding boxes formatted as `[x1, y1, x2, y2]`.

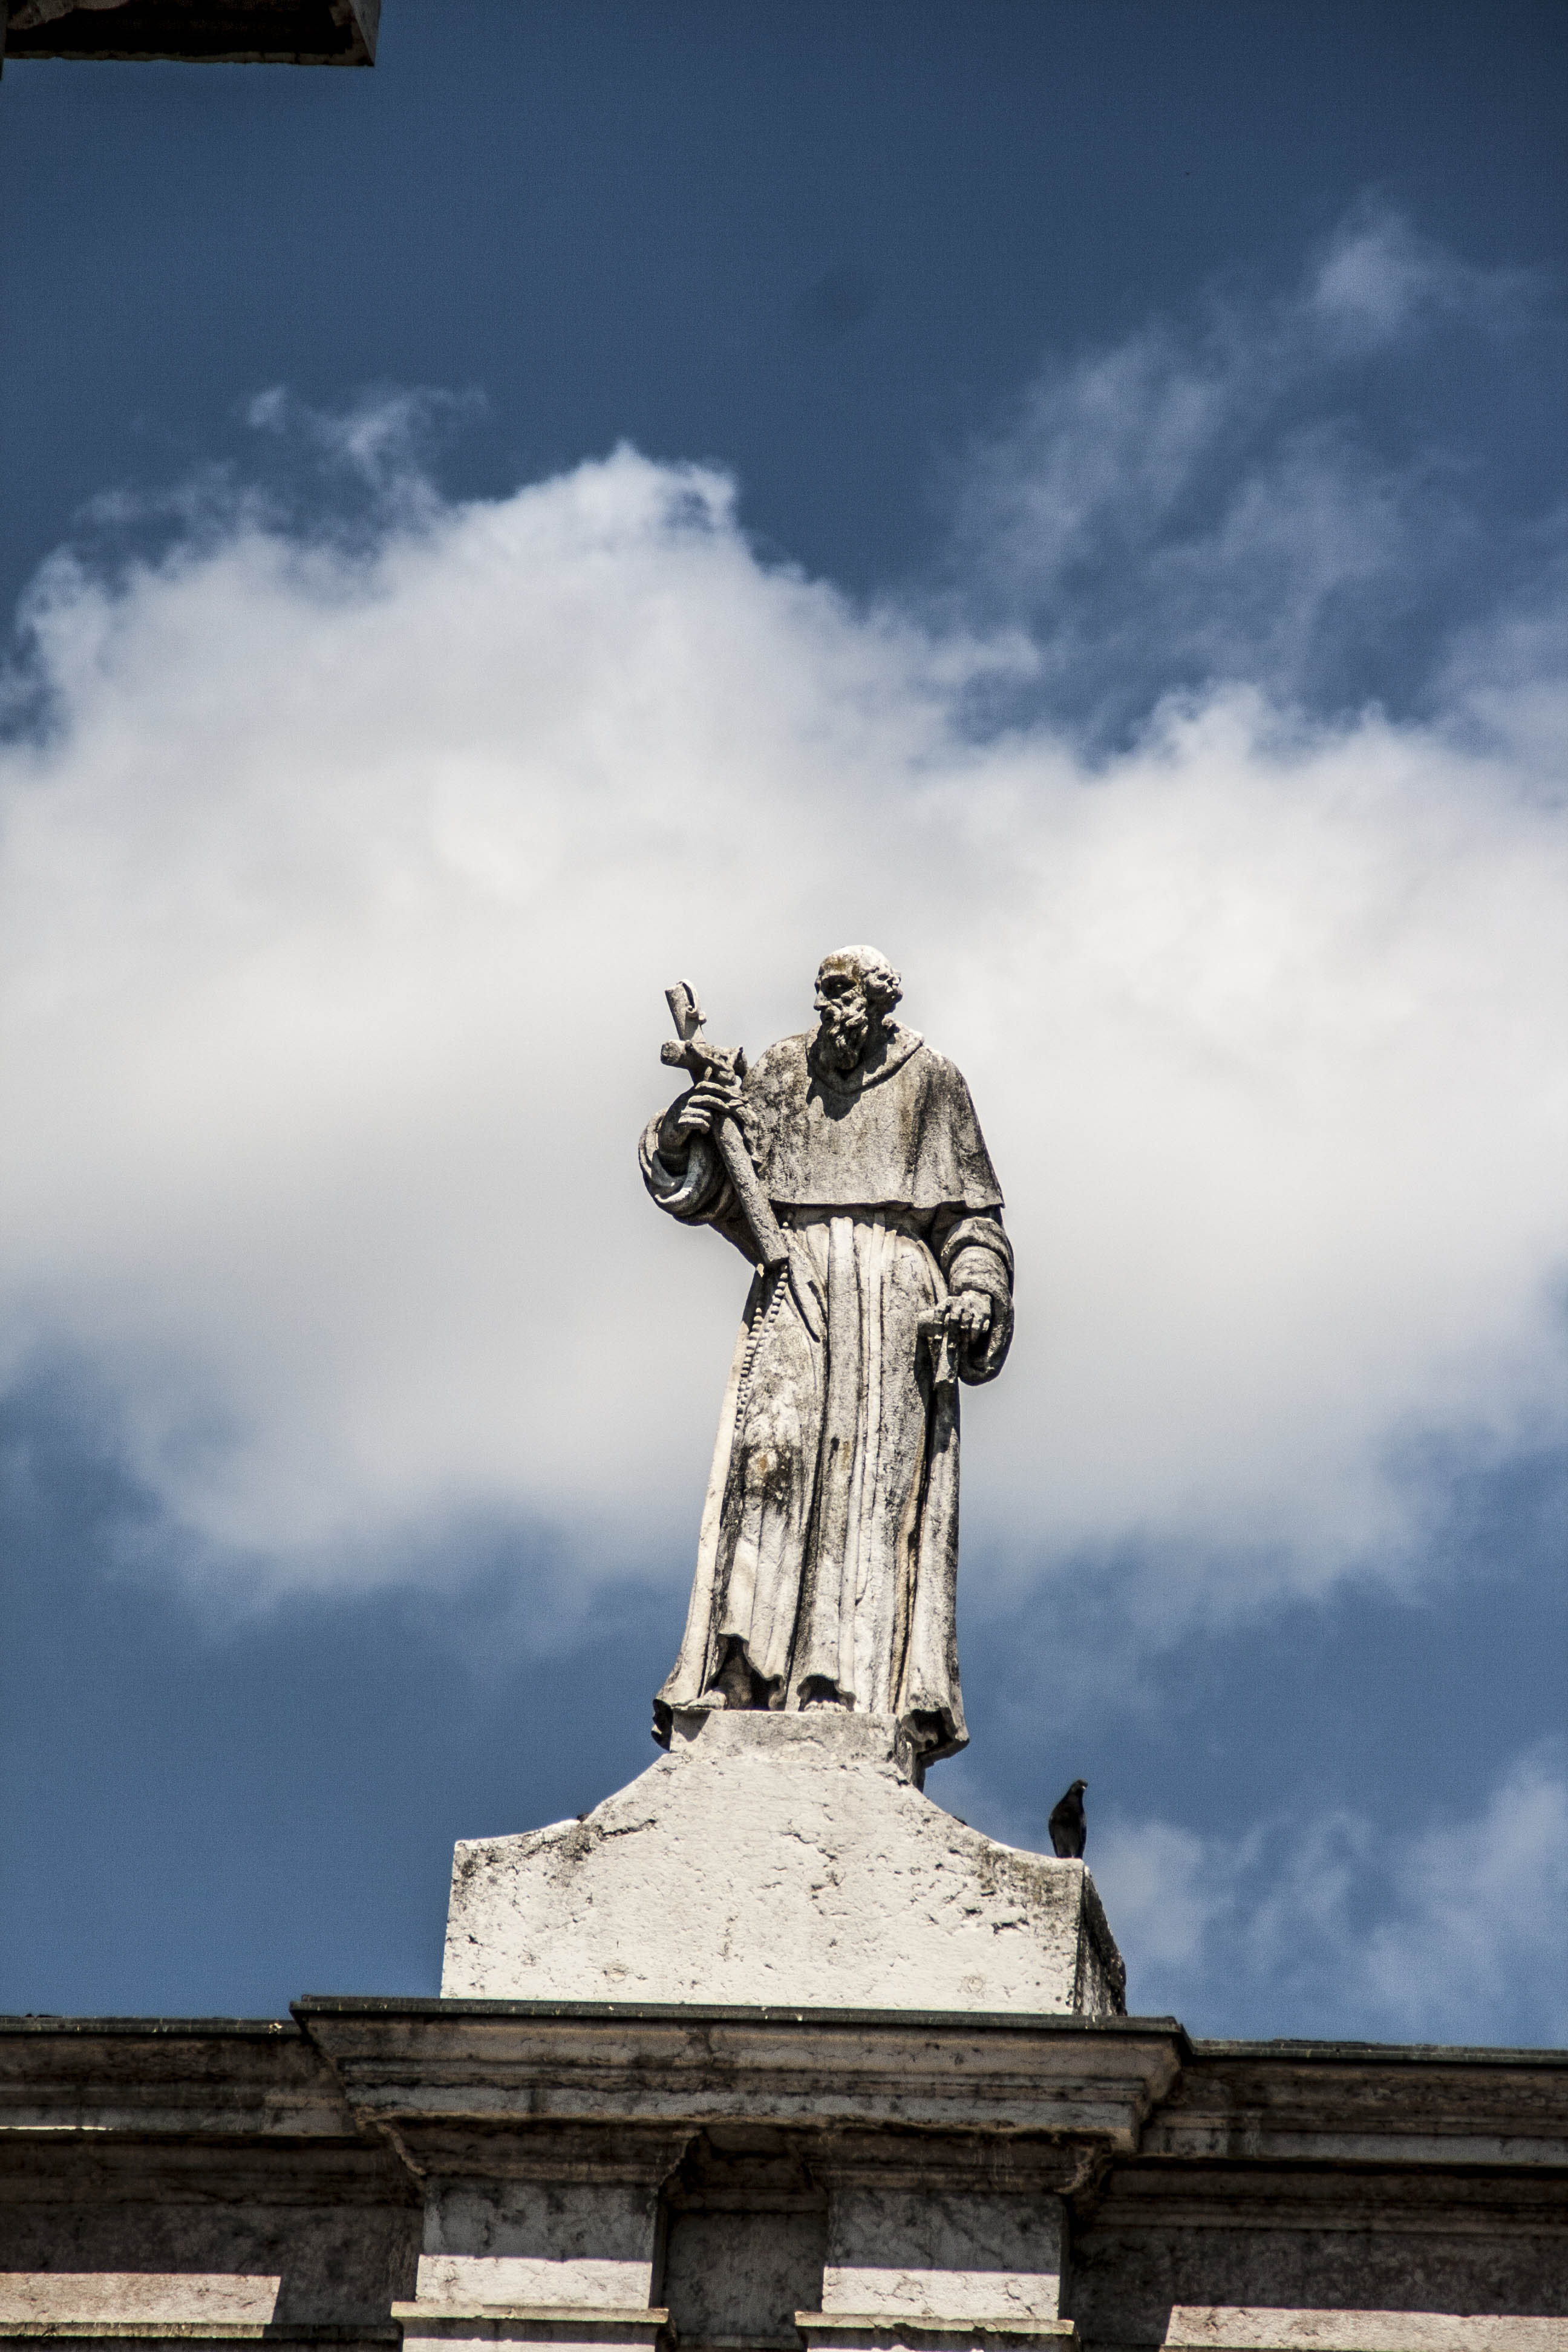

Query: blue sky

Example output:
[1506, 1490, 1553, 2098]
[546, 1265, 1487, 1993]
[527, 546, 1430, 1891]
[1, 1, 1564, 2040]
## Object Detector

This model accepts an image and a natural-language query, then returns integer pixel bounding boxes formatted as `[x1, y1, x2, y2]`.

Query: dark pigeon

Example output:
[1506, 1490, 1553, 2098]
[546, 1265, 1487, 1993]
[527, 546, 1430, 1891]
[1048, 1779, 1087, 1859]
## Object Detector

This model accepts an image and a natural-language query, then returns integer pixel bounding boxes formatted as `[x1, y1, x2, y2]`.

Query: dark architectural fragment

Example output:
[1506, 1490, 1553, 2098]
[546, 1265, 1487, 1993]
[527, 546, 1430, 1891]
[1, 0, 377, 67]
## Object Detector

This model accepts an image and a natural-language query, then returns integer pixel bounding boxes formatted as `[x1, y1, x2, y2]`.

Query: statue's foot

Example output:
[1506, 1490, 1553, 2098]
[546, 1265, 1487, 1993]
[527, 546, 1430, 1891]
[705, 1647, 762, 1711]
[799, 1677, 849, 1712]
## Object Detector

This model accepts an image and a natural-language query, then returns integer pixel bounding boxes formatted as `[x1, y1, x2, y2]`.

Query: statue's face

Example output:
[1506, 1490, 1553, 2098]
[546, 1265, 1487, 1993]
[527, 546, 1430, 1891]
[814, 958, 874, 1073]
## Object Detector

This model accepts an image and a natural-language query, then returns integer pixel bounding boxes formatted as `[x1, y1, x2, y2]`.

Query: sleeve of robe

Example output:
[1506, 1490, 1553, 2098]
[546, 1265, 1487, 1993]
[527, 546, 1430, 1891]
[638, 1107, 757, 1263]
[933, 1207, 1014, 1383]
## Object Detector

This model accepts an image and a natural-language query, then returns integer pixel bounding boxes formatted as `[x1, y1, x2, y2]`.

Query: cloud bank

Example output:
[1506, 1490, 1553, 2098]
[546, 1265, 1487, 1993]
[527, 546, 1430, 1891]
[1096, 1742, 1568, 2043]
[0, 212, 1563, 1635]
[952, 201, 1563, 742]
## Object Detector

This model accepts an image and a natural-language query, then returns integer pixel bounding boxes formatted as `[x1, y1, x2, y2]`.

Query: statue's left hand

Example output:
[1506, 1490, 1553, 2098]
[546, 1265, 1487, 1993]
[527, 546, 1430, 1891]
[947, 1290, 992, 1344]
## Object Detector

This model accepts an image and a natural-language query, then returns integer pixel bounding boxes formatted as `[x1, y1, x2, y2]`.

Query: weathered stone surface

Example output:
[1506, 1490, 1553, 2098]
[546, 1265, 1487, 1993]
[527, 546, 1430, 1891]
[795, 2324, 1078, 2350]
[820, 2184, 1065, 2322]
[1161, 2314, 1568, 2352]
[2, 2014, 1564, 2350]
[392, 2317, 670, 2352]
[644, 949, 1014, 1766]
[442, 1711, 1123, 2016]
[296, 2005, 1182, 2152]
[0, 2268, 281, 2324]
[1160, 2317, 1568, 2349]
[0, 2018, 417, 2339]
[1067, 2044, 1568, 2351]
[414, 2173, 666, 2316]
[1138, 2040, 1568, 2167]
[654, 2129, 830, 2350]
[0, 2015, 352, 2137]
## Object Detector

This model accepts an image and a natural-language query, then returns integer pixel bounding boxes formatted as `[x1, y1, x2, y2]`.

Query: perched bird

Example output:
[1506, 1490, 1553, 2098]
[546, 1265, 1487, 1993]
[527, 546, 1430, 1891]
[1048, 1779, 1088, 1859]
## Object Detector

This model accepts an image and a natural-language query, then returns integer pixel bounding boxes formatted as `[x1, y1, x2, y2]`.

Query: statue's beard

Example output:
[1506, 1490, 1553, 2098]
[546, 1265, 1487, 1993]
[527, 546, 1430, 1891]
[816, 997, 873, 1073]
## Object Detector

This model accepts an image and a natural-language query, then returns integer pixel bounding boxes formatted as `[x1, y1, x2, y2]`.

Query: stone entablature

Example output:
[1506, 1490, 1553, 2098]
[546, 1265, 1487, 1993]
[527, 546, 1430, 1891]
[1, 2009, 1563, 2352]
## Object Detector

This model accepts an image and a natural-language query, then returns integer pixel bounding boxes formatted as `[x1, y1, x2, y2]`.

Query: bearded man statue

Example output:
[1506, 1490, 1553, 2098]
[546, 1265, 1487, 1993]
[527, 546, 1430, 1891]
[639, 946, 1013, 1767]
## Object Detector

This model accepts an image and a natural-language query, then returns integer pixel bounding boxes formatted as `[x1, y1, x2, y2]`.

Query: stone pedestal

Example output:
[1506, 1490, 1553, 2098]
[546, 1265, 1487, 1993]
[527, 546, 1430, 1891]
[442, 1711, 1124, 2018]
[323, 1715, 1140, 2350]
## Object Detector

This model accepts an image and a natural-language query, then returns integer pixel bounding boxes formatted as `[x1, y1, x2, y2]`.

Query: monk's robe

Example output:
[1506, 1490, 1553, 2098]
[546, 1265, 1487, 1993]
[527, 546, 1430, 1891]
[640, 1022, 1013, 1763]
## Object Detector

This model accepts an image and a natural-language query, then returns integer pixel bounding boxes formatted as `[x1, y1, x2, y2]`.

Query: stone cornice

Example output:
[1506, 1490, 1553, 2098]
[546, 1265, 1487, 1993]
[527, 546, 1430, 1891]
[5, 2010, 1563, 2179]
[292, 2001, 1186, 2152]
[1140, 2042, 1568, 2170]
[0, 2016, 354, 2140]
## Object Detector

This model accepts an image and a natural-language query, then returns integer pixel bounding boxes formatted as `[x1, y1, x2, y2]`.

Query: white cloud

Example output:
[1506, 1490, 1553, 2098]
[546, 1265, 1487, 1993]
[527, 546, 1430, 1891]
[1305, 205, 1537, 351]
[1094, 1745, 1568, 2043]
[0, 223, 1563, 1621]
[244, 381, 487, 500]
[950, 204, 1555, 733]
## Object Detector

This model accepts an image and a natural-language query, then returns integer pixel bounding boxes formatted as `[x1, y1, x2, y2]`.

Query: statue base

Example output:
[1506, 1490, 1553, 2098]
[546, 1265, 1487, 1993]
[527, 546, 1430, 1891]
[442, 1708, 1125, 2014]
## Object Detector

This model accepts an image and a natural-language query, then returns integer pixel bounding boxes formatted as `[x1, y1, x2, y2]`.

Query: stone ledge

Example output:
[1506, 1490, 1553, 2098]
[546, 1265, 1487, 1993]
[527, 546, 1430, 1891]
[795, 2319, 1078, 2347]
[298, 2004, 1184, 2151]
[0, 2333, 399, 2346]
[1159, 2313, 1568, 2351]
[295, 1999, 1179, 2036]
[390, 2315, 668, 2351]
[1079, 2160, 1568, 2233]
[391, 2313, 667, 2325]
[0, 2016, 356, 2140]
[1137, 2043, 1568, 2170]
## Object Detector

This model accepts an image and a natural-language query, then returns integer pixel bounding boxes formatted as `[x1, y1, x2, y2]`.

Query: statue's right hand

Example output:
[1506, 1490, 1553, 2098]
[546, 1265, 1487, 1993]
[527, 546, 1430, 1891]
[676, 1075, 744, 1137]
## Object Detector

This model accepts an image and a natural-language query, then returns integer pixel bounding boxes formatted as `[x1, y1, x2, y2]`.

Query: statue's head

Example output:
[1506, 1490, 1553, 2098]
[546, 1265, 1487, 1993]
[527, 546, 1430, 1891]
[814, 944, 902, 1074]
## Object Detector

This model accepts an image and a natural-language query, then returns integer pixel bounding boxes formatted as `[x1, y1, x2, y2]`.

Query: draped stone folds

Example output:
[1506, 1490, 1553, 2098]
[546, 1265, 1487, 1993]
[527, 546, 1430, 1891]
[642, 1025, 1013, 1763]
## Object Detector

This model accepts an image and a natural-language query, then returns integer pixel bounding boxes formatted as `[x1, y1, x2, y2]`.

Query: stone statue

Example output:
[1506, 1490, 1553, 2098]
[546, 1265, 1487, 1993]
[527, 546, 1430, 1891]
[641, 945, 1013, 1765]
